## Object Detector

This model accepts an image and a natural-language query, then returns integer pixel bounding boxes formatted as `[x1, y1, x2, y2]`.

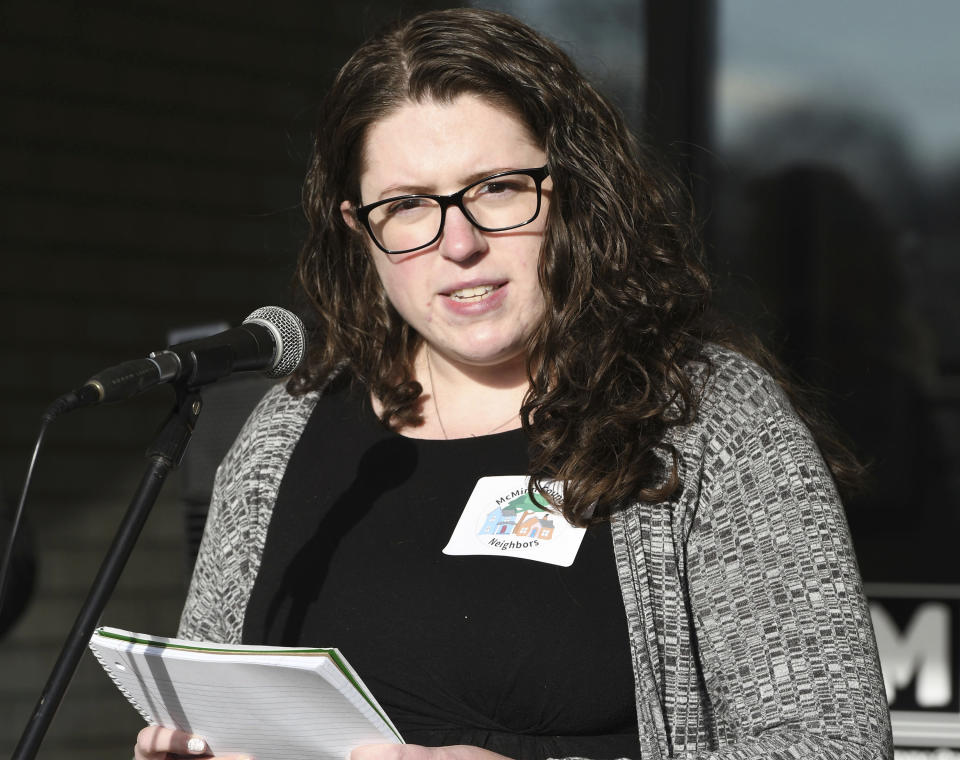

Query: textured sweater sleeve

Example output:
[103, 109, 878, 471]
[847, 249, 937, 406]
[684, 403, 892, 759]
[178, 384, 319, 643]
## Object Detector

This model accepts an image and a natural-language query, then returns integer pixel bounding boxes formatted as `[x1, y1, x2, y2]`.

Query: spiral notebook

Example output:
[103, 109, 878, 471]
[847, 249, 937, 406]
[88, 626, 402, 760]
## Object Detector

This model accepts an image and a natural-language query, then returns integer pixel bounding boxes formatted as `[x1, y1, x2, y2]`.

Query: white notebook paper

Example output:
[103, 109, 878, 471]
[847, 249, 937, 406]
[88, 626, 402, 760]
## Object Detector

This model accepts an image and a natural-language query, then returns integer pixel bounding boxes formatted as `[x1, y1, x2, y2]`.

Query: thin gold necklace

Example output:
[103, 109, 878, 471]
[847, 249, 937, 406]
[425, 347, 519, 440]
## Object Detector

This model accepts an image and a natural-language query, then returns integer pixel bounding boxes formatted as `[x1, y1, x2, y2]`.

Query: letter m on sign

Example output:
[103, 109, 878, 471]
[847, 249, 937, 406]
[867, 585, 960, 749]
[872, 601, 952, 707]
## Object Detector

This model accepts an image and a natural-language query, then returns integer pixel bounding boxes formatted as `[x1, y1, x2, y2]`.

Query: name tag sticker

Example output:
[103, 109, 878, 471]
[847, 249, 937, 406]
[443, 475, 586, 566]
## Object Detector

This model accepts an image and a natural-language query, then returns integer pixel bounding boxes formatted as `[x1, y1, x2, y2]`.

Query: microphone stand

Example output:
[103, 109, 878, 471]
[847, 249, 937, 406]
[13, 383, 204, 760]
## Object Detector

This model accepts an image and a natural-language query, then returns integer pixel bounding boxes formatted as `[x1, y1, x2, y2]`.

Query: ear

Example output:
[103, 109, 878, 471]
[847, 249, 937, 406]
[340, 200, 359, 232]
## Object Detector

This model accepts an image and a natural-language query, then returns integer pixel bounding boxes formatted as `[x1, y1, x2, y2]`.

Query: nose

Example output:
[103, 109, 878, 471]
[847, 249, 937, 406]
[438, 206, 487, 262]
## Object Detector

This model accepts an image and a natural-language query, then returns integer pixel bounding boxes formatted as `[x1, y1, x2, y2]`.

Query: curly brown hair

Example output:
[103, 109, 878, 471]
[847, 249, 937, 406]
[290, 8, 858, 525]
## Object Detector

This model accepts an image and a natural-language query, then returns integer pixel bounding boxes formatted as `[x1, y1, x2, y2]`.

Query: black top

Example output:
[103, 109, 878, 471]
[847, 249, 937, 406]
[244, 377, 641, 760]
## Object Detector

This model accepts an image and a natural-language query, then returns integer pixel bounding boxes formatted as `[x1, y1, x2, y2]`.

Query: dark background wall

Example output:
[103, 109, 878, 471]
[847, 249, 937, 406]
[0, 0, 377, 504]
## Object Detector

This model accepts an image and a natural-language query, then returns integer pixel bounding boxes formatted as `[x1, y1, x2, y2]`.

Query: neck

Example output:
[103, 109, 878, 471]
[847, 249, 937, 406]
[416, 345, 529, 440]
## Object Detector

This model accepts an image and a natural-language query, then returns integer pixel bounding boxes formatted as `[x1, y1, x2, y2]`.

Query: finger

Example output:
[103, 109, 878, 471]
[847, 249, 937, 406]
[350, 743, 404, 760]
[136, 726, 209, 758]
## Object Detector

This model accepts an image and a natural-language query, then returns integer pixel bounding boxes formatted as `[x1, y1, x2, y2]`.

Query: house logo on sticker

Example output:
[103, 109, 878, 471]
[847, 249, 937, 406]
[479, 492, 557, 543]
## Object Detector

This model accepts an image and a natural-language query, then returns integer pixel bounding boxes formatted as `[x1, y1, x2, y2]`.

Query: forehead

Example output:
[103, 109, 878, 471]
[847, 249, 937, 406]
[358, 94, 543, 195]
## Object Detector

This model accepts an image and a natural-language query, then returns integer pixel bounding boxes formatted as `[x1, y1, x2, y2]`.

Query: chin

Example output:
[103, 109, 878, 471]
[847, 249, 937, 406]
[452, 346, 526, 369]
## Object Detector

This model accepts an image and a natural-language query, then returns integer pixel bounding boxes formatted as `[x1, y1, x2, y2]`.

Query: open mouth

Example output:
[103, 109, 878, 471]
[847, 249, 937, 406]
[447, 284, 504, 302]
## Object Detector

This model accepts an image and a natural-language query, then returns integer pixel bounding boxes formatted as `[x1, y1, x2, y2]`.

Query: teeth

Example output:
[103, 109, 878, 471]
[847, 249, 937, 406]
[449, 285, 497, 301]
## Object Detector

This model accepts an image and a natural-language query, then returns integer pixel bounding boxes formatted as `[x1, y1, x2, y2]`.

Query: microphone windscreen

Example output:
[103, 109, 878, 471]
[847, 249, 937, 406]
[243, 306, 307, 378]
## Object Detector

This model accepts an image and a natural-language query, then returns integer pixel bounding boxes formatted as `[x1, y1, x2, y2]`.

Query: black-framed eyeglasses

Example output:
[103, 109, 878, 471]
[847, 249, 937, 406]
[353, 166, 550, 255]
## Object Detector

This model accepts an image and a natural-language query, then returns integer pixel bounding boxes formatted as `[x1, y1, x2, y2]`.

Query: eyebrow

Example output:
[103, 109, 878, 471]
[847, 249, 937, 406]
[373, 166, 524, 201]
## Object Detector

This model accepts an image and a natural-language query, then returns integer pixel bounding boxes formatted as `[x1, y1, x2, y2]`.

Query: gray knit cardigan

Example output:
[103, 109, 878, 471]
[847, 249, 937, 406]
[179, 347, 892, 759]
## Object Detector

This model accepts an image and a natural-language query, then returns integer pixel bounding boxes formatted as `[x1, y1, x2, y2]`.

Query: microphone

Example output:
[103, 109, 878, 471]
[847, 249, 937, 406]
[48, 306, 306, 418]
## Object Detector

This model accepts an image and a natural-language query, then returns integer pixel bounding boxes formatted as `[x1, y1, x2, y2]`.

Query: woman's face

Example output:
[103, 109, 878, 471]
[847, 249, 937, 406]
[343, 94, 551, 375]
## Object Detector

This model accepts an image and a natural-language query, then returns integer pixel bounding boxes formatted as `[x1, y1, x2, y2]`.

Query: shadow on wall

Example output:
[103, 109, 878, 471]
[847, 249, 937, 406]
[0, 498, 37, 639]
[737, 164, 946, 570]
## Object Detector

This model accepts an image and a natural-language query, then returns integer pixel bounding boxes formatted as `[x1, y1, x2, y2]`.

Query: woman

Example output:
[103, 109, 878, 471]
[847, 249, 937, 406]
[136, 8, 891, 760]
